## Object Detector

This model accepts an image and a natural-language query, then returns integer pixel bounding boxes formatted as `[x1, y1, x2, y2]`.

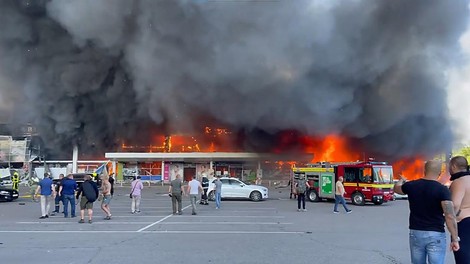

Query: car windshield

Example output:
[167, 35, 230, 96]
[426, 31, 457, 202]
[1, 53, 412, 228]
[373, 167, 393, 184]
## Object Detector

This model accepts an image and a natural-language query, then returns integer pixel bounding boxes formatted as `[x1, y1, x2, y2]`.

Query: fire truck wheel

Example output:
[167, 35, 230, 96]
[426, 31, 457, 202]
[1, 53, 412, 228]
[351, 192, 365, 206]
[308, 190, 320, 202]
[208, 191, 215, 201]
[250, 191, 262, 202]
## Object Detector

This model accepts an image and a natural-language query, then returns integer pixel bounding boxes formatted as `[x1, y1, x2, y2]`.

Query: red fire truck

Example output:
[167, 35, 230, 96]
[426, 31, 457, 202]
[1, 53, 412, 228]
[292, 161, 394, 205]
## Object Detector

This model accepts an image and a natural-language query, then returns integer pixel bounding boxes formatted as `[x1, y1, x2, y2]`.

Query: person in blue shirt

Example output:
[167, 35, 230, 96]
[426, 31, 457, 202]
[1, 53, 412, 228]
[59, 174, 78, 218]
[35, 173, 55, 219]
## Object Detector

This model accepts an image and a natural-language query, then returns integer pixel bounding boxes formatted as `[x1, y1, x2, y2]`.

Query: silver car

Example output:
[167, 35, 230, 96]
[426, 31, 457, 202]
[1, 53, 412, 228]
[208, 177, 268, 202]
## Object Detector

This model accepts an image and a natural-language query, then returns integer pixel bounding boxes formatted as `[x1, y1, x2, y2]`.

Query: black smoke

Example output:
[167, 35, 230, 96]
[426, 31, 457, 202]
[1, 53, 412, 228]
[0, 0, 467, 159]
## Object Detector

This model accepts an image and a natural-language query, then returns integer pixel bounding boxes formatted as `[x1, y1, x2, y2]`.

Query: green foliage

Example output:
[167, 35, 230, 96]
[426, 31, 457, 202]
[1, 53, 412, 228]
[455, 146, 470, 160]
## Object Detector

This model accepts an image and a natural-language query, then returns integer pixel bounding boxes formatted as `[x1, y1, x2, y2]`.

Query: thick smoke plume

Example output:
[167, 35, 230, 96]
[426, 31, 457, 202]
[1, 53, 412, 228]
[0, 0, 468, 159]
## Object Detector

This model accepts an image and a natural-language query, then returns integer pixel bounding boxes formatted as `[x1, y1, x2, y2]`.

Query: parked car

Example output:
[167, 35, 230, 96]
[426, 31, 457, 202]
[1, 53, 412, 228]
[207, 177, 268, 202]
[0, 187, 19, 202]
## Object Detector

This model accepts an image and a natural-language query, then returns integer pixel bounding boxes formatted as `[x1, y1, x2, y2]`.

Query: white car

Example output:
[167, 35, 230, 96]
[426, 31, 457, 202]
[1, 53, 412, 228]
[392, 180, 408, 200]
[207, 177, 268, 202]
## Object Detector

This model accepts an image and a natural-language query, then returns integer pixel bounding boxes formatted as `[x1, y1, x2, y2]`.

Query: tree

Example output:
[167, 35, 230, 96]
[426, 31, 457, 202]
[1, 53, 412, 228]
[454, 146, 470, 160]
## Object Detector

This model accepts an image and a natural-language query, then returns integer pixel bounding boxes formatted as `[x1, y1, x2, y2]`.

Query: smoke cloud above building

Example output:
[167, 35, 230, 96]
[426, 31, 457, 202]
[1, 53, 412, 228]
[0, 0, 468, 159]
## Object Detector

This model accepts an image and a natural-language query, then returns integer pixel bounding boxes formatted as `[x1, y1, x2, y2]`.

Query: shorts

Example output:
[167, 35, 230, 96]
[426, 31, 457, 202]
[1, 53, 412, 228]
[80, 196, 93, 210]
[102, 195, 112, 205]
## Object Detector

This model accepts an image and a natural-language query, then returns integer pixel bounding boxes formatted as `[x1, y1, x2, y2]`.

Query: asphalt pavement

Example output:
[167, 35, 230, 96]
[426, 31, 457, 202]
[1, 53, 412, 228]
[0, 185, 456, 264]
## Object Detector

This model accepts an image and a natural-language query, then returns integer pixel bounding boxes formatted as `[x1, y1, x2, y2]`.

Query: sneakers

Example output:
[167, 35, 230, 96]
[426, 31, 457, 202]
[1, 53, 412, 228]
[297, 209, 302, 212]
[178, 211, 182, 215]
[302, 209, 307, 212]
[136, 210, 141, 213]
[192, 212, 197, 215]
[88, 220, 92, 224]
[104, 215, 111, 220]
[347, 210, 352, 214]
[333, 211, 339, 214]
[45, 215, 49, 218]
[39, 216, 46, 219]
[78, 219, 85, 223]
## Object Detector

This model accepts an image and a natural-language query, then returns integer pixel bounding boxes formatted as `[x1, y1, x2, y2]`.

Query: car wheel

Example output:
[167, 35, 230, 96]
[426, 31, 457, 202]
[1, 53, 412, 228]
[351, 192, 365, 206]
[250, 191, 262, 202]
[208, 191, 215, 201]
[308, 190, 320, 202]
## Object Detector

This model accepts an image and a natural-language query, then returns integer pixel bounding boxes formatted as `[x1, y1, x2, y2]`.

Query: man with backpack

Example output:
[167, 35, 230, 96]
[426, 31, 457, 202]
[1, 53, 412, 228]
[200, 174, 209, 205]
[296, 174, 310, 212]
[76, 174, 99, 224]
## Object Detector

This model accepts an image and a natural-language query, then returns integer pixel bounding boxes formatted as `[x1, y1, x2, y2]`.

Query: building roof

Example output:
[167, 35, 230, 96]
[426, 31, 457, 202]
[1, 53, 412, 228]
[104, 152, 264, 163]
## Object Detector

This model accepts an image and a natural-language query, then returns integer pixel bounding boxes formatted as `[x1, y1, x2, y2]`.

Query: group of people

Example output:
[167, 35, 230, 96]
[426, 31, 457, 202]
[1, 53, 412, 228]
[394, 156, 470, 264]
[291, 174, 351, 214]
[34, 173, 115, 224]
[168, 174, 222, 215]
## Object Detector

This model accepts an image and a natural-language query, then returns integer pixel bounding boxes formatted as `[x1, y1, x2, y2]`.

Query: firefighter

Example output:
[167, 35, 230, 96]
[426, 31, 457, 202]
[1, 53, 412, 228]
[200, 174, 209, 205]
[12, 171, 20, 192]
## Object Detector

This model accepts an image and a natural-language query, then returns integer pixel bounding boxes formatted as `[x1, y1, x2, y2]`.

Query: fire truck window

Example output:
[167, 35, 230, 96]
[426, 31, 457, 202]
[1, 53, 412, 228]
[344, 168, 358, 182]
[360, 168, 372, 183]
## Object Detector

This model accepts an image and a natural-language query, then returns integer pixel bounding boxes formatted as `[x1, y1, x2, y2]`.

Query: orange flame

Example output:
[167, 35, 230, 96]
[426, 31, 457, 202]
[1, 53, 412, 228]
[301, 135, 361, 162]
[392, 159, 424, 180]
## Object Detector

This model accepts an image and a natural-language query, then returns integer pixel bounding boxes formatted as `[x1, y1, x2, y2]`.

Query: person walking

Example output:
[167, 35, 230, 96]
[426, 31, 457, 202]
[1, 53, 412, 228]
[449, 156, 470, 263]
[334, 176, 351, 214]
[52, 174, 65, 215]
[35, 173, 55, 219]
[169, 174, 184, 215]
[200, 174, 209, 205]
[213, 175, 222, 209]
[130, 176, 144, 214]
[394, 160, 459, 264]
[296, 174, 310, 212]
[186, 175, 203, 215]
[59, 174, 77, 218]
[288, 179, 297, 200]
[28, 173, 40, 202]
[100, 175, 112, 220]
[76, 174, 99, 224]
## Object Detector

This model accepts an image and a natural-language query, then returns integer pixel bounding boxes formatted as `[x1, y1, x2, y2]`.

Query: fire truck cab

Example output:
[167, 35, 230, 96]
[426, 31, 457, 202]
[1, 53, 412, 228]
[292, 161, 394, 206]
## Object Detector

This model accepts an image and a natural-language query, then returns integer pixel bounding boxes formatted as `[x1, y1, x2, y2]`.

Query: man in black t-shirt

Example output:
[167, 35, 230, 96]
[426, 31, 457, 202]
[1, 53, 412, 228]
[394, 160, 460, 264]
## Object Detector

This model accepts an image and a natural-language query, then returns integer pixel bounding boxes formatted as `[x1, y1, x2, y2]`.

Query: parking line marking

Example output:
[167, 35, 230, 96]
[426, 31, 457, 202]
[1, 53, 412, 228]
[136, 203, 193, 232]
[0, 230, 305, 234]
[0, 230, 137, 233]
[158, 222, 292, 225]
[169, 215, 286, 218]
[17, 222, 154, 225]
[142, 231, 304, 234]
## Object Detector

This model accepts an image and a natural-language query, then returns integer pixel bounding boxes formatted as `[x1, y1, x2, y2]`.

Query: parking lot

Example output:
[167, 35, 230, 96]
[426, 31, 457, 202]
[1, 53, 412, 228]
[0, 185, 456, 264]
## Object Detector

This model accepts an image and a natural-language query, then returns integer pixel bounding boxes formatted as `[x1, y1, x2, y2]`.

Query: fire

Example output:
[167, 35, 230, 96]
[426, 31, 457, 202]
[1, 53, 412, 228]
[392, 159, 452, 184]
[393, 159, 425, 180]
[301, 135, 361, 162]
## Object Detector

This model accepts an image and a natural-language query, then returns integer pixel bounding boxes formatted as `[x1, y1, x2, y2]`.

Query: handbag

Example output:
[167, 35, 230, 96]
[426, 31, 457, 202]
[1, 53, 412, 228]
[130, 182, 137, 199]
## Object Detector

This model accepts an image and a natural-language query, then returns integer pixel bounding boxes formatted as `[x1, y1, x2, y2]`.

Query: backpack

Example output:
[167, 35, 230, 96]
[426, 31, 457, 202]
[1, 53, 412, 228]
[296, 179, 307, 194]
[82, 181, 97, 203]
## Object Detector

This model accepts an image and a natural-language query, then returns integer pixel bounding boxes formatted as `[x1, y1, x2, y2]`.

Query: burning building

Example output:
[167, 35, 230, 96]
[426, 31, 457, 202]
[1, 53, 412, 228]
[0, 0, 468, 181]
